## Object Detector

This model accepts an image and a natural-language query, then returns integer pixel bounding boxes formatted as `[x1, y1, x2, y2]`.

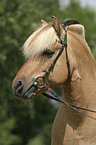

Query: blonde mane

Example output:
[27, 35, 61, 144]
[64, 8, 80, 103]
[23, 24, 58, 58]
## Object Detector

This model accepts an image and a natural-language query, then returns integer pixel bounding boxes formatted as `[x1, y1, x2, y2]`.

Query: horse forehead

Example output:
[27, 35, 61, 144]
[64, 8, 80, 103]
[23, 26, 58, 58]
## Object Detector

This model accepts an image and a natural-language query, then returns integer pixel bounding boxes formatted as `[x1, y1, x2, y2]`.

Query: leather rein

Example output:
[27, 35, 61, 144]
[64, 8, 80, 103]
[32, 24, 96, 120]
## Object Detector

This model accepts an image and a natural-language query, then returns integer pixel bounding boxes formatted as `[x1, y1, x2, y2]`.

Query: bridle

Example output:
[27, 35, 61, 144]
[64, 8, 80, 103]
[32, 24, 96, 120]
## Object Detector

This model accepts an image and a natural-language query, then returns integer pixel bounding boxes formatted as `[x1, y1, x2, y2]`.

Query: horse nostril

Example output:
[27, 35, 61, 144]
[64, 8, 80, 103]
[13, 80, 24, 97]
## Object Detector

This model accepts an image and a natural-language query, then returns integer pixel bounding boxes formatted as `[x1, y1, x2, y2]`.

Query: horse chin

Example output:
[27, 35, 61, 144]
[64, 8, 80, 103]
[23, 92, 36, 100]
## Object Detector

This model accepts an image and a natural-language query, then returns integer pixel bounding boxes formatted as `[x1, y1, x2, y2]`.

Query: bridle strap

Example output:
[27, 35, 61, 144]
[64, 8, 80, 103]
[62, 24, 70, 80]
[43, 25, 70, 81]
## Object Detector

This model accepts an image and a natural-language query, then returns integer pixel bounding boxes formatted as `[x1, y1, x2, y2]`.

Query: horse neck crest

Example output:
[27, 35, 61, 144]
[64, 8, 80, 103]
[67, 24, 85, 37]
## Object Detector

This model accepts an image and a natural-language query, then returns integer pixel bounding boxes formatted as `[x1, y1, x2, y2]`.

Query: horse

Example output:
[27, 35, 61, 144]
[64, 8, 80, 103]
[12, 16, 96, 145]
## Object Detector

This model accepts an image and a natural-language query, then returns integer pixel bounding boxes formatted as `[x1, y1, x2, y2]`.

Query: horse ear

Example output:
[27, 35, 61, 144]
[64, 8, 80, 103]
[41, 20, 48, 27]
[52, 16, 64, 38]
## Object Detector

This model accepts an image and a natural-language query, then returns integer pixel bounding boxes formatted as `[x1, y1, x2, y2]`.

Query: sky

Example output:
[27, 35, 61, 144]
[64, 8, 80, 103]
[80, 0, 96, 9]
[59, 0, 96, 10]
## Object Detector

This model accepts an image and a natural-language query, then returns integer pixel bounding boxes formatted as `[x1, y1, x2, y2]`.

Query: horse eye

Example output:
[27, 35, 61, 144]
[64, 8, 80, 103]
[42, 49, 55, 58]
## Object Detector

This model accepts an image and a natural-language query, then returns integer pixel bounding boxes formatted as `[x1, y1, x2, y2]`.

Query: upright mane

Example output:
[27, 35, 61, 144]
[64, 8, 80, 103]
[23, 24, 58, 58]
[67, 25, 96, 72]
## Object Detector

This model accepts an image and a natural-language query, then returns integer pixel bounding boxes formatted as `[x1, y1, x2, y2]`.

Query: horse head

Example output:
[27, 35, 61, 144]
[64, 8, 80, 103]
[12, 16, 84, 100]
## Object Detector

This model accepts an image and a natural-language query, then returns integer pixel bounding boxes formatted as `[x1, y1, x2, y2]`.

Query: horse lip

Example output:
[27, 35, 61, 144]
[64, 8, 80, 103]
[22, 85, 38, 99]
[23, 92, 35, 99]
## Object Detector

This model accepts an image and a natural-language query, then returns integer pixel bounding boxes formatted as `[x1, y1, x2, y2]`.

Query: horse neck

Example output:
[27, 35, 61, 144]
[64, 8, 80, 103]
[62, 31, 96, 113]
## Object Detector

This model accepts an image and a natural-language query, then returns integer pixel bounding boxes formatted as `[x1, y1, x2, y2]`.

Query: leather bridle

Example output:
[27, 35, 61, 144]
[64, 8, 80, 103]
[33, 25, 70, 88]
[32, 24, 96, 120]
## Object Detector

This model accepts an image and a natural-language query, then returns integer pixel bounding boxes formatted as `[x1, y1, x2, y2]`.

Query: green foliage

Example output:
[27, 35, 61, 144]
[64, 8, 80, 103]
[27, 135, 44, 145]
[0, 0, 96, 145]
[0, 118, 21, 145]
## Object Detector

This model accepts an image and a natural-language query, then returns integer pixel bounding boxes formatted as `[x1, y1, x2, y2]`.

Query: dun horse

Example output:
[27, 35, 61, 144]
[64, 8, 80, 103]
[12, 16, 96, 145]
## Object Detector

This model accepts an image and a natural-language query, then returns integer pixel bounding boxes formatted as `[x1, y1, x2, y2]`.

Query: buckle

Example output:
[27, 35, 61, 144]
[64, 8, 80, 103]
[33, 75, 46, 88]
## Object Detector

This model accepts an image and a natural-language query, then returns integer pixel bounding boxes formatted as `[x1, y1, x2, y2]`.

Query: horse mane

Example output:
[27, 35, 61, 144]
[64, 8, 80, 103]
[23, 24, 58, 58]
[63, 19, 96, 71]
[68, 27, 96, 71]
[23, 19, 81, 59]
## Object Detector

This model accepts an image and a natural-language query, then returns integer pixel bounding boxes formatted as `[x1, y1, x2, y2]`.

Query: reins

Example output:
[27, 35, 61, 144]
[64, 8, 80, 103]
[42, 90, 96, 120]
[32, 24, 96, 120]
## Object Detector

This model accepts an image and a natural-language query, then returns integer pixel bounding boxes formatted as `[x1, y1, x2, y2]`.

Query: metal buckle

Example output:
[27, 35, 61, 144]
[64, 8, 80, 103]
[33, 75, 46, 88]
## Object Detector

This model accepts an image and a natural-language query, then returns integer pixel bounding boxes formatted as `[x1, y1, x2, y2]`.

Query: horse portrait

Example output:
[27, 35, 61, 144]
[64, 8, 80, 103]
[12, 16, 96, 145]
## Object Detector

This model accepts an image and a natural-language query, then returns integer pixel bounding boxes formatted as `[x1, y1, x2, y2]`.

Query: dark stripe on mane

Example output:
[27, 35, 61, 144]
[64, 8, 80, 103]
[63, 20, 80, 26]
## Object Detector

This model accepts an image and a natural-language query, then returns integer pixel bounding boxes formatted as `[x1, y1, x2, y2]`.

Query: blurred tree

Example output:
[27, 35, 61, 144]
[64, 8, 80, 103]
[0, 0, 96, 145]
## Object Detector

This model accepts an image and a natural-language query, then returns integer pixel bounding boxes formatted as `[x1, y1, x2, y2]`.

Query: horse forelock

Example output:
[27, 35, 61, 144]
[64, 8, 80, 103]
[23, 24, 58, 58]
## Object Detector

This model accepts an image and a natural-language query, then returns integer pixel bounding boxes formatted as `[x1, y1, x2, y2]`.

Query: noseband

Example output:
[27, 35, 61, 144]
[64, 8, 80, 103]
[32, 24, 96, 120]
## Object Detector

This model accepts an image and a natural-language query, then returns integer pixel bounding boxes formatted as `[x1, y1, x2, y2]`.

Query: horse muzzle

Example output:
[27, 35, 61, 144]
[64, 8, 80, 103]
[12, 75, 46, 100]
[12, 79, 39, 100]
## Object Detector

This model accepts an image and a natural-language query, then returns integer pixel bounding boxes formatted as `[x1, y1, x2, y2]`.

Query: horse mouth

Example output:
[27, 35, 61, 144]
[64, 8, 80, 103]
[22, 86, 38, 100]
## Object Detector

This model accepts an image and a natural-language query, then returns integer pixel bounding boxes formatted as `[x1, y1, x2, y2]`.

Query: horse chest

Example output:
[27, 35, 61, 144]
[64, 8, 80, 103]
[63, 124, 84, 145]
[63, 123, 96, 145]
[51, 105, 96, 145]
